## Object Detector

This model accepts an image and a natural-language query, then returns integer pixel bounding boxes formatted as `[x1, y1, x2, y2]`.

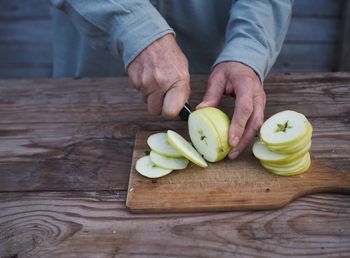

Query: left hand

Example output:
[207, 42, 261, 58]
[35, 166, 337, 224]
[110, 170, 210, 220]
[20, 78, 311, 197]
[197, 61, 266, 159]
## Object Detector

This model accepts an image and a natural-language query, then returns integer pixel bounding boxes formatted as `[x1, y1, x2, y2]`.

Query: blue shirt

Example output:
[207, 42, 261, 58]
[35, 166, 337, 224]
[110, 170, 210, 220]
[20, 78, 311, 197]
[51, 0, 293, 81]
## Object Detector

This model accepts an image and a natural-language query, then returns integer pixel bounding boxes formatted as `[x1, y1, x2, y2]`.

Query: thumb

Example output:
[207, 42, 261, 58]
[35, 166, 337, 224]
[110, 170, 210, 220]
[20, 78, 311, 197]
[196, 72, 225, 109]
[162, 81, 191, 118]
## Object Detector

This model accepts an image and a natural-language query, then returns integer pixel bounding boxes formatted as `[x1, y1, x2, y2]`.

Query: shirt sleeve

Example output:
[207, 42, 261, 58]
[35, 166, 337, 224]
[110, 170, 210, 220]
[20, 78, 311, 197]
[213, 0, 293, 82]
[51, 0, 175, 69]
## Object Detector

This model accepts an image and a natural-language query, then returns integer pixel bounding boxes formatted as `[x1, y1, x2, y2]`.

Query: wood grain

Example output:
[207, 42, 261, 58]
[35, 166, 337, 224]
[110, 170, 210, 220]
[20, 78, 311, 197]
[0, 74, 349, 192]
[0, 73, 349, 256]
[0, 191, 349, 257]
[126, 132, 350, 213]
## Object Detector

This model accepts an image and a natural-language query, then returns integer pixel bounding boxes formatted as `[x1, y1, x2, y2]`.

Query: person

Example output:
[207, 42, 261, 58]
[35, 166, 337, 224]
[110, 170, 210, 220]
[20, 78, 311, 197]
[51, 0, 293, 159]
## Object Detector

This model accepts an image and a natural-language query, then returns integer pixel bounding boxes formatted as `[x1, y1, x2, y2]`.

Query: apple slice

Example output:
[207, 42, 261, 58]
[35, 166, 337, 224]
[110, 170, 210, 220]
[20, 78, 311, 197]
[135, 156, 173, 178]
[150, 151, 189, 170]
[260, 110, 309, 147]
[267, 122, 313, 154]
[147, 132, 183, 158]
[253, 139, 311, 163]
[261, 152, 311, 176]
[167, 130, 208, 168]
[188, 107, 231, 162]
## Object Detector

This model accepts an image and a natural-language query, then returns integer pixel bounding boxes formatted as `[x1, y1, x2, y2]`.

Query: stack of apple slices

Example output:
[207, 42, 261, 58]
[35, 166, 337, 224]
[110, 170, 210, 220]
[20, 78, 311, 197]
[136, 107, 232, 178]
[253, 110, 313, 176]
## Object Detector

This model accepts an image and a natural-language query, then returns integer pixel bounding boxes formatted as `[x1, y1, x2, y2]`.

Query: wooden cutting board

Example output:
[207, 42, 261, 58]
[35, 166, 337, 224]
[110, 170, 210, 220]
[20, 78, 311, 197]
[126, 131, 350, 213]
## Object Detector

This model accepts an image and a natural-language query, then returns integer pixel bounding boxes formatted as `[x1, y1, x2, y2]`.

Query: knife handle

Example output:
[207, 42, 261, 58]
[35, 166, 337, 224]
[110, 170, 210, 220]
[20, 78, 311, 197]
[179, 103, 192, 121]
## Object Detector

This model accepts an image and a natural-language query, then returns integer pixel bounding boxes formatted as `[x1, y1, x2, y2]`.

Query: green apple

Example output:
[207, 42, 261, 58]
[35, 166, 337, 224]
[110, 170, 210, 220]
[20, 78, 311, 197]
[267, 122, 313, 154]
[147, 132, 183, 158]
[135, 156, 173, 178]
[167, 130, 208, 168]
[260, 152, 311, 176]
[149, 151, 189, 170]
[261, 110, 309, 147]
[253, 139, 311, 164]
[188, 107, 231, 162]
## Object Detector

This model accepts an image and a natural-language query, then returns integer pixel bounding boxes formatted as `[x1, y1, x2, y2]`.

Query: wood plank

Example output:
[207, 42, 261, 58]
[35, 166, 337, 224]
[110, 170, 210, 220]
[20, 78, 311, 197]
[0, 191, 349, 257]
[0, 0, 51, 18]
[292, 0, 341, 18]
[0, 75, 349, 125]
[0, 121, 348, 192]
[0, 74, 348, 192]
[126, 132, 350, 213]
[338, 0, 350, 71]
[0, 65, 52, 79]
[0, 19, 51, 42]
[285, 18, 339, 43]
[0, 42, 52, 65]
[273, 43, 336, 72]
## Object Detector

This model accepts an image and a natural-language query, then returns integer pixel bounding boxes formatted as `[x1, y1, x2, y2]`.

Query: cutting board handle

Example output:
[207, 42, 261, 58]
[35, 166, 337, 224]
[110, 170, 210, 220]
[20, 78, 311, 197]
[300, 161, 350, 194]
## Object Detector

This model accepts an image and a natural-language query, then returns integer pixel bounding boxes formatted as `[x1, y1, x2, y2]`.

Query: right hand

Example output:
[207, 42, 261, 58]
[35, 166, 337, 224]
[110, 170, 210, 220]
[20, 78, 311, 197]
[127, 34, 191, 118]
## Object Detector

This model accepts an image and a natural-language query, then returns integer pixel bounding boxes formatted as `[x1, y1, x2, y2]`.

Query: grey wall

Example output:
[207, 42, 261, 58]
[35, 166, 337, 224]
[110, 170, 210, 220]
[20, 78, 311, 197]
[0, 0, 344, 78]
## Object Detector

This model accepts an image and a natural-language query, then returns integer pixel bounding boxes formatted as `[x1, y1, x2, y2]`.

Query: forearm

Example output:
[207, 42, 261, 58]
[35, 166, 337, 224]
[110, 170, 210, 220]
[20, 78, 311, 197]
[214, 0, 293, 81]
[51, 0, 174, 68]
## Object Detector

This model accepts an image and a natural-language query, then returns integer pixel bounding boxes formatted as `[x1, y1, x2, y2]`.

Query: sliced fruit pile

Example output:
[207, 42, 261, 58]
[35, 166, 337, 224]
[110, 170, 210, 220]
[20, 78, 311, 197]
[136, 107, 231, 178]
[253, 110, 313, 176]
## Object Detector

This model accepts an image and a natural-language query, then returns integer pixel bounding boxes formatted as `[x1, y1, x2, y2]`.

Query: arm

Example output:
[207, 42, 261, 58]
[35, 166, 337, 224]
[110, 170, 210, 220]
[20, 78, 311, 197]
[52, 0, 190, 117]
[51, 0, 174, 68]
[198, 0, 293, 159]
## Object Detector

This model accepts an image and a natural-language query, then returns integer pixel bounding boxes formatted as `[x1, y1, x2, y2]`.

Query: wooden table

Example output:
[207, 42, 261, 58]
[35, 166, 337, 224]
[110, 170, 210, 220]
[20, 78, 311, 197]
[0, 73, 349, 257]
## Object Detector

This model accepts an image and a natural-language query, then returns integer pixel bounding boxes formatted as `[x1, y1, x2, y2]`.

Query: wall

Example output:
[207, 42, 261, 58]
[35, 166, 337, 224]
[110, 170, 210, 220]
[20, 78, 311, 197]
[0, 0, 345, 78]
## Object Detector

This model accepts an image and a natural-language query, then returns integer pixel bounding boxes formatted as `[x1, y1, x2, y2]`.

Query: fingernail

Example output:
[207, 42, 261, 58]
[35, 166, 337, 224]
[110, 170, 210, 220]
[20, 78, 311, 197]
[230, 137, 239, 147]
[229, 151, 239, 160]
[196, 102, 207, 109]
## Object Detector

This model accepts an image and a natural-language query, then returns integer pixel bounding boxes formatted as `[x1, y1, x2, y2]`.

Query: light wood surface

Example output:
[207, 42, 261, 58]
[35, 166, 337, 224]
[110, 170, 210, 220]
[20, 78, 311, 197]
[0, 74, 349, 257]
[127, 132, 350, 213]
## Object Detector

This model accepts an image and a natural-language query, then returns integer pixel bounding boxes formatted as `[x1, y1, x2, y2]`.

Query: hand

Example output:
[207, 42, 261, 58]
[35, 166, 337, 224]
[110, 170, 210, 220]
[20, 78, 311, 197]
[127, 34, 191, 118]
[197, 61, 266, 159]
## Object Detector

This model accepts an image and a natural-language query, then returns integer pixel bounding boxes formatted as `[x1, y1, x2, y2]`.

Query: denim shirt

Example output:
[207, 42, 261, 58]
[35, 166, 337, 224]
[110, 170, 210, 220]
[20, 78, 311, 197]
[51, 0, 293, 81]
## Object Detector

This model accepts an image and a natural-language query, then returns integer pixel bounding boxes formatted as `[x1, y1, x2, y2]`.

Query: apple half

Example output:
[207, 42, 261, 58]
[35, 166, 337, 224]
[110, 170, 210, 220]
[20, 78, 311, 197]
[188, 107, 231, 162]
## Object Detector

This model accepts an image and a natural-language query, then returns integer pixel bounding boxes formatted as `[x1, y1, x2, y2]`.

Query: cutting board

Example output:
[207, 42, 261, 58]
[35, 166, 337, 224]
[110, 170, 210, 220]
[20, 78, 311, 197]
[126, 131, 350, 213]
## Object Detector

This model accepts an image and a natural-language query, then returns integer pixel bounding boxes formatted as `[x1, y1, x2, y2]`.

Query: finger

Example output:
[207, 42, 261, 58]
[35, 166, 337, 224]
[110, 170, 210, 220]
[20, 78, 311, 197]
[147, 91, 165, 116]
[196, 71, 225, 109]
[229, 92, 265, 159]
[228, 85, 254, 148]
[162, 81, 191, 118]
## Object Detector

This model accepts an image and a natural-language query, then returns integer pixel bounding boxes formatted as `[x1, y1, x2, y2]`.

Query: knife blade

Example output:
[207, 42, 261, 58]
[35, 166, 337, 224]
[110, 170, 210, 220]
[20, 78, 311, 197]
[179, 103, 192, 121]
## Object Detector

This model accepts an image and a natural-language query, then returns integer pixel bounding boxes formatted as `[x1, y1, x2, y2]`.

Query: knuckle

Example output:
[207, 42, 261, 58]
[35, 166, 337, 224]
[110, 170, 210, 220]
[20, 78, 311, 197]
[253, 117, 264, 131]
[162, 109, 178, 118]
[241, 102, 253, 116]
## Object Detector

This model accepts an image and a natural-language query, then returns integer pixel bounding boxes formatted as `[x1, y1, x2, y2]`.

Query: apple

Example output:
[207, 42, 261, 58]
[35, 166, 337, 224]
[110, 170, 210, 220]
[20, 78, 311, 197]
[267, 122, 313, 154]
[254, 110, 313, 176]
[167, 130, 208, 168]
[147, 132, 183, 158]
[135, 156, 173, 178]
[188, 107, 231, 162]
[260, 110, 309, 147]
[260, 152, 311, 176]
[150, 151, 189, 170]
[253, 139, 311, 164]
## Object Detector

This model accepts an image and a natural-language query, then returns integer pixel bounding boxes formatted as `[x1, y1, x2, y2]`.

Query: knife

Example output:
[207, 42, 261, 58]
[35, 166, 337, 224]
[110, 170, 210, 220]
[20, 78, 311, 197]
[179, 103, 192, 121]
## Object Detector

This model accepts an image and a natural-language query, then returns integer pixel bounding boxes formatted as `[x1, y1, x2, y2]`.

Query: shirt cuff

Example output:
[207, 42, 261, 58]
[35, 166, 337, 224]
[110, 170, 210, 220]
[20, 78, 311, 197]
[110, 4, 175, 69]
[213, 37, 269, 82]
